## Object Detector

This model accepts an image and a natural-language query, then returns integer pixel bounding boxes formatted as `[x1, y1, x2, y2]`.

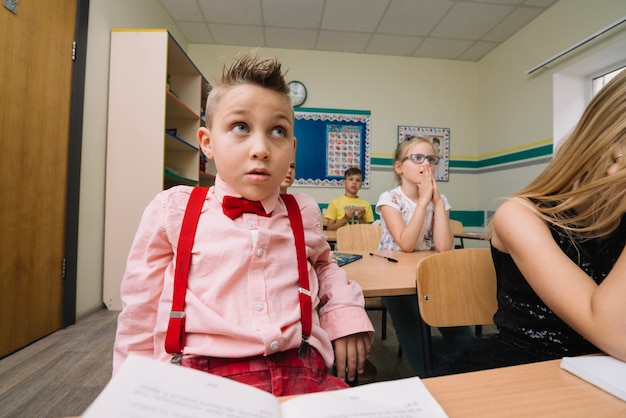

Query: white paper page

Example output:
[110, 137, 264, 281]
[280, 377, 448, 418]
[83, 355, 282, 418]
[560, 356, 626, 402]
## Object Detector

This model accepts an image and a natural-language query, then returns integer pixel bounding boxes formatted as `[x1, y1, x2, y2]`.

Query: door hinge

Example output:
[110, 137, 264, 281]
[62, 257, 67, 280]
[72, 41, 77, 61]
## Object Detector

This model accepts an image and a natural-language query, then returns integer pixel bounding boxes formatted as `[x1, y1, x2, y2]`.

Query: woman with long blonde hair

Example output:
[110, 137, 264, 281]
[486, 69, 626, 366]
[439, 70, 626, 375]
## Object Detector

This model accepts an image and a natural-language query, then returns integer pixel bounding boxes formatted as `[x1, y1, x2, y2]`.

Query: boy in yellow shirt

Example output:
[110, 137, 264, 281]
[325, 167, 374, 230]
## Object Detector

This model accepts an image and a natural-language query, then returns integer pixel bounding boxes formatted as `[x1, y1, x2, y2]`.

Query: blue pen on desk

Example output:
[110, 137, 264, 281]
[369, 252, 398, 263]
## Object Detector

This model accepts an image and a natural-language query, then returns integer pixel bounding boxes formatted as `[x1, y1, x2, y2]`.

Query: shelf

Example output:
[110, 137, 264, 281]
[167, 34, 204, 75]
[164, 167, 197, 184]
[164, 132, 198, 151]
[105, 29, 214, 310]
[166, 90, 200, 120]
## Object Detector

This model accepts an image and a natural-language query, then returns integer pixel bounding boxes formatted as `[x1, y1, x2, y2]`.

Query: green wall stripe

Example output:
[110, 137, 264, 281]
[372, 144, 553, 170]
[295, 107, 371, 115]
[450, 160, 478, 168]
[371, 157, 389, 165]
[449, 211, 485, 227]
[477, 144, 552, 168]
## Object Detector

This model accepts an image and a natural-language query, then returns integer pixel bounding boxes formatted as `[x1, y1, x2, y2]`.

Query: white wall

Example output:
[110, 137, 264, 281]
[476, 0, 626, 211]
[188, 45, 479, 208]
[78, 0, 626, 314]
[553, 37, 626, 150]
[77, 0, 184, 315]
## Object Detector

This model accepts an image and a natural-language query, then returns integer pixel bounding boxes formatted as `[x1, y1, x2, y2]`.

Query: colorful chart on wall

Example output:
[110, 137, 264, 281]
[398, 125, 450, 181]
[293, 108, 371, 188]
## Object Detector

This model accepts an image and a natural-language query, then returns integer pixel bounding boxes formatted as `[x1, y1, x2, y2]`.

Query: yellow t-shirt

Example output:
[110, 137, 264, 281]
[324, 195, 375, 224]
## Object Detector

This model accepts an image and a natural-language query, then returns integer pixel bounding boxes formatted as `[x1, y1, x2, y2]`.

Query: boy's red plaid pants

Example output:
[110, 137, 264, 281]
[181, 347, 348, 396]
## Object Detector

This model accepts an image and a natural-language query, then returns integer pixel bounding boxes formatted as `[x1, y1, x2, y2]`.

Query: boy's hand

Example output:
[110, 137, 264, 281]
[344, 207, 357, 220]
[333, 332, 372, 383]
[344, 207, 364, 221]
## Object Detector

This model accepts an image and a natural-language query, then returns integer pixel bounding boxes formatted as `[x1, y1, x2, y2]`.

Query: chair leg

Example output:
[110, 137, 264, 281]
[475, 324, 483, 337]
[381, 308, 387, 340]
[420, 322, 435, 377]
[417, 303, 435, 377]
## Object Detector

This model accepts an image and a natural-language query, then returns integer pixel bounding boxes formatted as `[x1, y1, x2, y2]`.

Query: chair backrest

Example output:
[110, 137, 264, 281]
[336, 224, 382, 251]
[449, 219, 463, 235]
[416, 248, 497, 327]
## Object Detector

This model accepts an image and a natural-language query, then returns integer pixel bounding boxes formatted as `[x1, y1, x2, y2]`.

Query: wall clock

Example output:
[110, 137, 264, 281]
[287, 80, 307, 107]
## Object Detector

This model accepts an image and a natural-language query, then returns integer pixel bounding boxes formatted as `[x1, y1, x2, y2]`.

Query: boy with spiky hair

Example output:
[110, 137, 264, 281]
[113, 52, 374, 395]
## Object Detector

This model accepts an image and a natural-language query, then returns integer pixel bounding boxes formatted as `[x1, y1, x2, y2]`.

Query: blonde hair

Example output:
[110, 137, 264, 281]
[509, 69, 626, 240]
[205, 51, 289, 128]
[393, 136, 435, 184]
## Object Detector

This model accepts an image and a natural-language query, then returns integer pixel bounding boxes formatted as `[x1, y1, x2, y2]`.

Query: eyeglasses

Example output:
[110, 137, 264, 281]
[401, 153, 440, 165]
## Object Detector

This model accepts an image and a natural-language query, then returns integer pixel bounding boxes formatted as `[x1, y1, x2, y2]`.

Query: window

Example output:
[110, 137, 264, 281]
[592, 66, 625, 95]
[553, 37, 626, 149]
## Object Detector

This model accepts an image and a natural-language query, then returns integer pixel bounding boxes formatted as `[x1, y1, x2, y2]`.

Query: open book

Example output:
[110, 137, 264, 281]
[560, 355, 626, 402]
[83, 355, 448, 417]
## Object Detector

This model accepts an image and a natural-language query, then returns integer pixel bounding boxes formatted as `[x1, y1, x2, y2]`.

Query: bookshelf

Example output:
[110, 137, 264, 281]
[103, 29, 214, 309]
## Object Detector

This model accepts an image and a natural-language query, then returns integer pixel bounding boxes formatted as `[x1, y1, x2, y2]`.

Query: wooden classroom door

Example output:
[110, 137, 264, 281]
[0, 1, 77, 357]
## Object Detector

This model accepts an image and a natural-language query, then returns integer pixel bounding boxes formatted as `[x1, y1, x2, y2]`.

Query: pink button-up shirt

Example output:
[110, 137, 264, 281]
[113, 176, 374, 374]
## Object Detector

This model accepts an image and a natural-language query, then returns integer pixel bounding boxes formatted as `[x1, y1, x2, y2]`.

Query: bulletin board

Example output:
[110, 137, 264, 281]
[293, 108, 371, 187]
[398, 125, 450, 181]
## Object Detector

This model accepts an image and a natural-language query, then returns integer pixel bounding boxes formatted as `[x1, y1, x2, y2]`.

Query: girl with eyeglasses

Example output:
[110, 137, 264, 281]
[377, 136, 451, 252]
[375, 136, 473, 377]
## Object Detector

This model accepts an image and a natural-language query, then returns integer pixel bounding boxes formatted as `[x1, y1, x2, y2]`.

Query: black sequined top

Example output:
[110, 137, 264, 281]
[491, 214, 626, 360]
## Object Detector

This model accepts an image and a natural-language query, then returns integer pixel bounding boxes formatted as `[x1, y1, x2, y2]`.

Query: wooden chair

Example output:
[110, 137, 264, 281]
[415, 248, 498, 376]
[336, 224, 388, 340]
[449, 219, 464, 248]
[336, 223, 381, 251]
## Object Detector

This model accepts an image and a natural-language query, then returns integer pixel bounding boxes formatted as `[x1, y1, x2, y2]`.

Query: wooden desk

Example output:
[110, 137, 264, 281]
[454, 231, 488, 240]
[454, 231, 488, 248]
[422, 358, 626, 417]
[339, 250, 435, 297]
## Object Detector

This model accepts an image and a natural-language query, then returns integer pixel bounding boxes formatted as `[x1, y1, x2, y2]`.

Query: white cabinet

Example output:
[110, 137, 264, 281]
[103, 29, 214, 310]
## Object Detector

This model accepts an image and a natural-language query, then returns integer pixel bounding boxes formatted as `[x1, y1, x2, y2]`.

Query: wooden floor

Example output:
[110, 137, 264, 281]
[0, 308, 413, 417]
[0, 309, 117, 418]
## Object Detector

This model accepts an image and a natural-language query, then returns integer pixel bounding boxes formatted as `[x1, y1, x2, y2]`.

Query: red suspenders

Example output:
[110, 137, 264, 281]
[164, 186, 208, 360]
[281, 193, 312, 358]
[164, 187, 312, 363]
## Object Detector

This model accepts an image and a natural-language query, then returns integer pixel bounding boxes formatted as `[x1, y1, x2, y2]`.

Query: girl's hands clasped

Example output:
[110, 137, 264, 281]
[416, 165, 439, 206]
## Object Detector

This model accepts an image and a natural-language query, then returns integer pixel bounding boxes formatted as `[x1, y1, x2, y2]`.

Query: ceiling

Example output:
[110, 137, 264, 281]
[159, 0, 558, 62]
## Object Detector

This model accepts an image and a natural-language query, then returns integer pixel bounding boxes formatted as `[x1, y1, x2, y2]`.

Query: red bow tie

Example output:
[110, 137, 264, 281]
[222, 196, 271, 220]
